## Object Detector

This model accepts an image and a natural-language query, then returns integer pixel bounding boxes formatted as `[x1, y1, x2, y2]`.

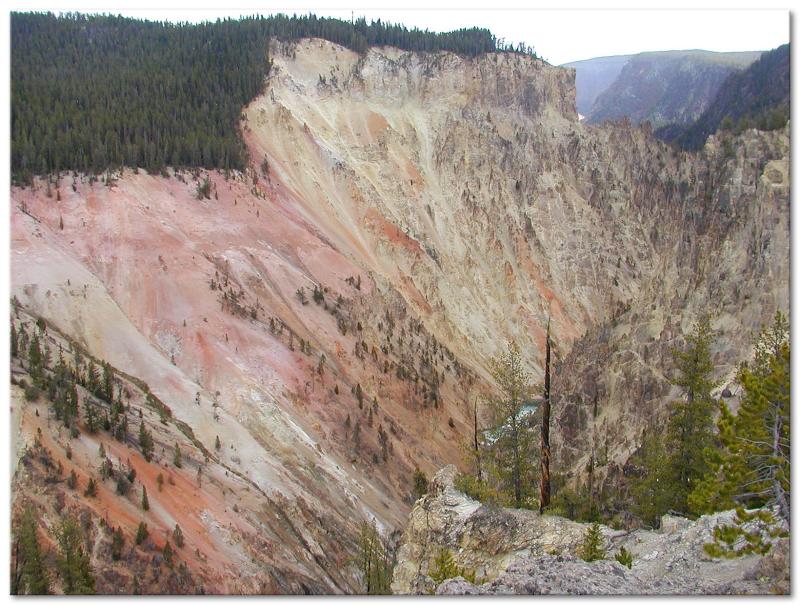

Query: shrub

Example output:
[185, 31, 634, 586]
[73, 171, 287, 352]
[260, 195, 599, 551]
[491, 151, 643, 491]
[615, 546, 633, 569]
[429, 548, 476, 586]
[454, 474, 497, 504]
[116, 476, 130, 496]
[196, 177, 212, 200]
[703, 508, 788, 559]
[24, 385, 40, 401]
[412, 467, 428, 500]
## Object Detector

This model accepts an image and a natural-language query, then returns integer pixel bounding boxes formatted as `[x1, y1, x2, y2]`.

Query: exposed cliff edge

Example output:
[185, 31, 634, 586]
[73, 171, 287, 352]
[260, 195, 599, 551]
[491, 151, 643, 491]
[391, 466, 789, 595]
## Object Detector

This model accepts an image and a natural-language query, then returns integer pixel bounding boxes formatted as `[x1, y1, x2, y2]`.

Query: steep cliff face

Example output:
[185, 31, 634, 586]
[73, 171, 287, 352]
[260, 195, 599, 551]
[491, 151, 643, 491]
[10, 38, 789, 593]
[552, 125, 790, 492]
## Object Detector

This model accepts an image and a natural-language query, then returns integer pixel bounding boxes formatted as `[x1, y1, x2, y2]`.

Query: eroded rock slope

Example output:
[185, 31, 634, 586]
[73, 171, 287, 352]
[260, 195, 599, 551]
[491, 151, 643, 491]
[10, 38, 789, 592]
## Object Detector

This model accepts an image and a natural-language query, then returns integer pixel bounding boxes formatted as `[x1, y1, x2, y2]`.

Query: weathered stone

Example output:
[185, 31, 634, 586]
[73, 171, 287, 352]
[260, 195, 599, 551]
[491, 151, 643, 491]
[393, 466, 789, 595]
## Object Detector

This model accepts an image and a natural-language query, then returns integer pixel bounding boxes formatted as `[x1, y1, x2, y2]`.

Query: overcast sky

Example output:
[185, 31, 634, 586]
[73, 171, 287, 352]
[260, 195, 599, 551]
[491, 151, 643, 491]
[8, 3, 792, 65]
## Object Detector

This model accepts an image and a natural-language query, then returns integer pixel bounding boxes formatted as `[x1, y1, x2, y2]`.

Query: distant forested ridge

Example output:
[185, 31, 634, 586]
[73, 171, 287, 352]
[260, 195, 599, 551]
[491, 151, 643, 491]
[655, 44, 790, 150]
[11, 12, 533, 183]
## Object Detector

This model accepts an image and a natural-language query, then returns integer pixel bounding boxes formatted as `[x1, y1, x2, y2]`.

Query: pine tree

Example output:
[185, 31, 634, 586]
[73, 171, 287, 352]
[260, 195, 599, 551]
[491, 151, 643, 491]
[632, 316, 718, 522]
[615, 546, 633, 569]
[141, 486, 149, 511]
[173, 524, 184, 548]
[215, 435, 221, 451]
[138, 422, 153, 462]
[689, 312, 790, 522]
[111, 527, 124, 561]
[135, 521, 148, 545]
[101, 362, 114, 402]
[412, 467, 428, 500]
[162, 540, 174, 567]
[84, 402, 98, 434]
[630, 429, 672, 527]
[173, 442, 182, 468]
[483, 340, 536, 508]
[429, 548, 459, 584]
[14, 508, 50, 594]
[578, 522, 606, 562]
[357, 521, 392, 594]
[27, 332, 44, 385]
[667, 315, 718, 510]
[84, 477, 97, 497]
[55, 516, 95, 594]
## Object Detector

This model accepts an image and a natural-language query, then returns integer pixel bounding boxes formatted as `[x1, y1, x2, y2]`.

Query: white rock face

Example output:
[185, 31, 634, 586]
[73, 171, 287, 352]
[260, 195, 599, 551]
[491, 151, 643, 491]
[393, 466, 789, 595]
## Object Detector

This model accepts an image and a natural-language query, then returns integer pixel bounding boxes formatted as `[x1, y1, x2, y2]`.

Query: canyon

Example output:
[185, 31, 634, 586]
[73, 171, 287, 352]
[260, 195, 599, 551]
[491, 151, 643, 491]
[10, 38, 789, 593]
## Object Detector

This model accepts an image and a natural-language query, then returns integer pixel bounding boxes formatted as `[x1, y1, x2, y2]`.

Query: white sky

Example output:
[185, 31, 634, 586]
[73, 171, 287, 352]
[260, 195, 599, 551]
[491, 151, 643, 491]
[10, 2, 790, 65]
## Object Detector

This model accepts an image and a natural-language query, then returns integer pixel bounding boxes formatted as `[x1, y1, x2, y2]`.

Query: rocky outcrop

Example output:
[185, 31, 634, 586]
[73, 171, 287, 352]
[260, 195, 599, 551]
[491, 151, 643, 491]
[393, 466, 789, 595]
[436, 556, 646, 595]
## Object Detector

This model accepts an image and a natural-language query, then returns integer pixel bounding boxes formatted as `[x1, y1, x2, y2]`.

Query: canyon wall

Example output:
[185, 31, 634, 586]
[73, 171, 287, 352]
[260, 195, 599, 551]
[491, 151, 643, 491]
[10, 38, 789, 592]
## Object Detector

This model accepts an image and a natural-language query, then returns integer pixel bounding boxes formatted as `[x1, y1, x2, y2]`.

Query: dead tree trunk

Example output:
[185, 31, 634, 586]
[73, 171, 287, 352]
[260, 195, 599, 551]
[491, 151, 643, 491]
[539, 318, 552, 513]
[771, 404, 790, 525]
[473, 399, 482, 482]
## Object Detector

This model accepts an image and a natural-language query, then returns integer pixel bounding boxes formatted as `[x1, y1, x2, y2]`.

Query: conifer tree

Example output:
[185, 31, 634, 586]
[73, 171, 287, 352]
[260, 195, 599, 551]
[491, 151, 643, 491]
[84, 402, 98, 434]
[632, 316, 718, 522]
[484, 340, 536, 508]
[630, 429, 672, 526]
[578, 522, 606, 562]
[84, 478, 97, 497]
[357, 521, 392, 594]
[668, 315, 717, 506]
[27, 333, 44, 385]
[429, 548, 459, 585]
[135, 522, 148, 545]
[615, 546, 633, 569]
[689, 312, 790, 522]
[55, 516, 95, 595]
[173, 443, 182, 468]
[138, 422, 154, 462]
[173, 524, 184, 548]
[162, 541, 174, 567]
[101, 362, 114, 402]
[111, 528, 124, 561]
[67, 469, 78, 489]
[13, 508, 50, 594]
[141, 486, 149, 511]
